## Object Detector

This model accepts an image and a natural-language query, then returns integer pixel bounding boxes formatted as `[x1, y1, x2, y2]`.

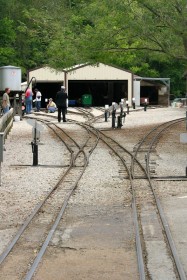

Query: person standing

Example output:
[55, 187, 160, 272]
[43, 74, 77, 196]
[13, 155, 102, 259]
[2, 88, 11, 114]
[56, 86, 68, 122]
[25, 88, 33, 114]
[35, 88, 42, 112]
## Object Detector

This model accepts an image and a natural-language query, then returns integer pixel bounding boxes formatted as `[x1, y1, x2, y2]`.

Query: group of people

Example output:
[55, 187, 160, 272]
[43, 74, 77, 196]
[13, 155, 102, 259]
[2, 85, 68, 123]
[45, 86, 68, 122]
[24, 88, 42, 114]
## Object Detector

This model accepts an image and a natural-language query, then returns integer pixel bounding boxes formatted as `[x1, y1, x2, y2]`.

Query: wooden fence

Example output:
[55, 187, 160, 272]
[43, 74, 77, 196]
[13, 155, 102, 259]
[0, 108, 14, 140]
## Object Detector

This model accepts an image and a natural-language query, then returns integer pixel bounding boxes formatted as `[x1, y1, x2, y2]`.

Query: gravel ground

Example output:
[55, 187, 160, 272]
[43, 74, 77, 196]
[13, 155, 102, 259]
[0, 119, 66, 253]
[0, 106, 186, 279]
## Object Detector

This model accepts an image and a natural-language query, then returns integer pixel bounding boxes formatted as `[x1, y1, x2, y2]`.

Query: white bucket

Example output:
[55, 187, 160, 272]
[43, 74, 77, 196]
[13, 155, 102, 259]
[14, 115, 20, 122]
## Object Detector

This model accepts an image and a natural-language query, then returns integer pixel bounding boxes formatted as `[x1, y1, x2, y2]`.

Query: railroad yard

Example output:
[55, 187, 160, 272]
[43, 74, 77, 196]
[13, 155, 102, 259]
[0, 106, 187, 280]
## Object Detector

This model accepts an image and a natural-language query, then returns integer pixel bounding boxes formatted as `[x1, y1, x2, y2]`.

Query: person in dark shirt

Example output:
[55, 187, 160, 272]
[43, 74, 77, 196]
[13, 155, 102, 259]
[56, 86, 68, 122]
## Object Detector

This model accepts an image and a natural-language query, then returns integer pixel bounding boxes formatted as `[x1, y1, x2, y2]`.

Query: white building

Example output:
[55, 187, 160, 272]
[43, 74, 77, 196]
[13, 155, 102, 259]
[27, 63, 169, 107]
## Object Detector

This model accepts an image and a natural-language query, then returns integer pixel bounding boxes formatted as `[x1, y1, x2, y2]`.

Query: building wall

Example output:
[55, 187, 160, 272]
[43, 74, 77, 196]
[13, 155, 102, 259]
[28, 63, 133, 105]
[28, 66, 64, 82]
[158, 87, 169, 106]
[133, 81, 140, 106]
[66, 63, 133, 105]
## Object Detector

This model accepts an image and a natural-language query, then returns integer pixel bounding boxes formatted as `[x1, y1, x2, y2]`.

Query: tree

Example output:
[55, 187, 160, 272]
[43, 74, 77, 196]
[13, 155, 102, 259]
[0, 18, 16, 65]
[66, 0, 187, 61]
[0, 0, 185, 95]
[129, 0, 187, 61]
[56, 0, 186, 94]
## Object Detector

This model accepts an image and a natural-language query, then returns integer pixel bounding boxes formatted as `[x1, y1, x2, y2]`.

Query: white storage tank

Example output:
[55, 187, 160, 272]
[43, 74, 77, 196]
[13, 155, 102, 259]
[0, 65, 21, 91]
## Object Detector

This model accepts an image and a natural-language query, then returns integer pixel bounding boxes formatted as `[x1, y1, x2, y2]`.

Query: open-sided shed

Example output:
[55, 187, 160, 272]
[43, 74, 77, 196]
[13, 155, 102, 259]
[134, 76, 170, 106]
[64, 63, 133, 106]
[28, 63, 169, 107]
[28, 63, 133, 107]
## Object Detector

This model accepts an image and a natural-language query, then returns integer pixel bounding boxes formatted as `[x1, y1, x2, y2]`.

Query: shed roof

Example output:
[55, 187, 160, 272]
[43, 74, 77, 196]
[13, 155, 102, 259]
[134, 75, 170, 87]
[64, 62, 133, 74]
[65, 62, 133, 80]
[28, 63, 134, 82]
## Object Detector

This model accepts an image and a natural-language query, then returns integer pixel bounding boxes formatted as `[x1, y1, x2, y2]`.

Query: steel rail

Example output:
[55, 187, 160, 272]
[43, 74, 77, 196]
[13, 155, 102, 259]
[145, 119, 184, 176]
[0, 118, 77, 265]
[0, 118, 96, 267]
[133, 118, 186, 280]
[25, 122, 100, 280]
[65, 118, 146, 279]
[92, 129, 146, 280]
[97, 119, 186, 280]
[144, 119, 187, 280]
[131, 118, 185, 177]
[34, 111, 186, 279]
[0, 162, 73, 265]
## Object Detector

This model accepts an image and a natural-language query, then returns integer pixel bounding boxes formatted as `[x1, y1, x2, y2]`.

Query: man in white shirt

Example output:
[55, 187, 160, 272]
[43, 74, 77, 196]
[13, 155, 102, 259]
[35, 88, 42, 112]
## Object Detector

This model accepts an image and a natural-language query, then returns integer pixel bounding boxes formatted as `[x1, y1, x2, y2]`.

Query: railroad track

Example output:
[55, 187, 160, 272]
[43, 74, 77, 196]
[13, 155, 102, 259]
[92, 117, 186, 279]
[36, 108, 187, 279]
[1, 108, 186, 279]
[0, 117, 99, 280]
[131, 118, 186, 280]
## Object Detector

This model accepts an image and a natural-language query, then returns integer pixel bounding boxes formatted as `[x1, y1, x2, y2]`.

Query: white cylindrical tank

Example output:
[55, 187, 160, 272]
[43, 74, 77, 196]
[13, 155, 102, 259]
[0, 65, 21, 91]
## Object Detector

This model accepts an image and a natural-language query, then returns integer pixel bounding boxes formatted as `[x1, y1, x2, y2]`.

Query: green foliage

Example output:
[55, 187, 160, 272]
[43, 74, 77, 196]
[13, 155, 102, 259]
[64, 0, 187, 95]
[0, 18, 17, 65]
[0, 0, 186, 95]
[15, 8, 59, 74]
